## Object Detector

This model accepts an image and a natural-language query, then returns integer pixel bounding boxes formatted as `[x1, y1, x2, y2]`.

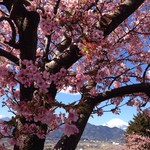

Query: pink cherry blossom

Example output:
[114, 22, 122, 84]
[113, 81, 121, 88]
[126, 134, 150, 150]
[144, 108, 150, 117]
[62, 123, 79, 137]
[0, 144, 7, 150]
[67, 109, 79, 123]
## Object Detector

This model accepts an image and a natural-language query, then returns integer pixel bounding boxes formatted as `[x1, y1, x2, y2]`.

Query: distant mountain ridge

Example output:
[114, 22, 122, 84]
[82, 123, 125, 141]
[0, 117, 126, 142]
[47, 123, 125, 142]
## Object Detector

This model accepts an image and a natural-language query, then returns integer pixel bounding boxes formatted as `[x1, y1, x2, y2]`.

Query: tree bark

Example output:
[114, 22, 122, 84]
[99, 0, 145, 36]
[0, 1, 47, 150]
[94, 83, 150, 105]
[14, 135, 46, 150]
[0, 48, 19, 65]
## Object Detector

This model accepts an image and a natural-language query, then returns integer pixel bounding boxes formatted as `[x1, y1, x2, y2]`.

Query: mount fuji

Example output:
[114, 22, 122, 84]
[102, 118, 129, 130]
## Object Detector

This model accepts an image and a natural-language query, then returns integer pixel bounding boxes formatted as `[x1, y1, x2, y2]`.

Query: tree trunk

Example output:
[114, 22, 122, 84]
[54, 96, 95, 150]
[14, 135, 46, 150]
[4, 1, 48, 150]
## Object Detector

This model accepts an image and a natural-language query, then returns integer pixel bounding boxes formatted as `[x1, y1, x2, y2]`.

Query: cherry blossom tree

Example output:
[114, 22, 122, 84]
[0, 0, 149, 149]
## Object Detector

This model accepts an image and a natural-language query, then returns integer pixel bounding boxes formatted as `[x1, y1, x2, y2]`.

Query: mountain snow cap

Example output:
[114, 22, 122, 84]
[102, 118, 128, 130]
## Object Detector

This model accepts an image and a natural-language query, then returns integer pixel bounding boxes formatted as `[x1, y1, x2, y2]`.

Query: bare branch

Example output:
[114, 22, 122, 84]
[43, 35, 51, 62]
[143, 64, 150, 82]
[0, 8, 9, 16]
[57, 33, 72, 53]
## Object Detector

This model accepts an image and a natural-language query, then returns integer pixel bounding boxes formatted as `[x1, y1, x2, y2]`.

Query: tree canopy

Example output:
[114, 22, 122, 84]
[0, 0, 149, 149]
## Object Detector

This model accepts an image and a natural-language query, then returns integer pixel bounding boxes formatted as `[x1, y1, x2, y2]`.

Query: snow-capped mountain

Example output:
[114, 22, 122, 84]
[102, 118, 128, 130]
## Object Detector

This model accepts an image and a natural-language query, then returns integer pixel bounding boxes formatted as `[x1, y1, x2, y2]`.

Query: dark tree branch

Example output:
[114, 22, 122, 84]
[57, 33, 72, 53]
[94, 83, 150, 105]
[54, 95, 95, 150]
[44, 35, 51, 61]
[45, 44, 81, 73]
[143, 64, 150, 82]
[98, 0, 145, 36]
[54, 80, 96, 150]
[0, 8, 9, 16]
[54, 0, 61, 15]
[0, 48, 19, 65]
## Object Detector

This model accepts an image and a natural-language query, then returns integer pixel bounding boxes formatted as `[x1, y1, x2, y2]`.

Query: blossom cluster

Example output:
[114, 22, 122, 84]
[0, 108, 79, 147]
[0, 64, 16, 91]
[16, 60, 67, 94]
[0, 144, 7, 150]
[62, 109, 79, 137]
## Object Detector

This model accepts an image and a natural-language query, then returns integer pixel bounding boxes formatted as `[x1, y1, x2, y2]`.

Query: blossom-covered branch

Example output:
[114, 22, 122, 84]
[45, 0, 146, 72]
[0, 16, 17, 47]
[0, 48, 19, 65]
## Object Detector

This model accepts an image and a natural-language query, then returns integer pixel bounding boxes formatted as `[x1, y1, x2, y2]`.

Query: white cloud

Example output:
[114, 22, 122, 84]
[59, 86, 80, 95]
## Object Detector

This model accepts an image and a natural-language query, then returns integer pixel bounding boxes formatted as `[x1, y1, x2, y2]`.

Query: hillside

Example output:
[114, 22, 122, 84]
[47, 123, 125, 142]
